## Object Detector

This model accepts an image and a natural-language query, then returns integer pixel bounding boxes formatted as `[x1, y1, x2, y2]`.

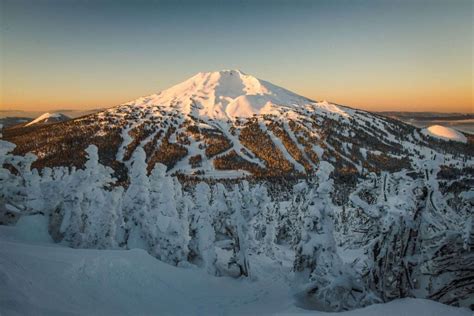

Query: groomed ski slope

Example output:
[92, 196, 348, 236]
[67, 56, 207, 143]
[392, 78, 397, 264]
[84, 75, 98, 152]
[0, 215, 470, 316]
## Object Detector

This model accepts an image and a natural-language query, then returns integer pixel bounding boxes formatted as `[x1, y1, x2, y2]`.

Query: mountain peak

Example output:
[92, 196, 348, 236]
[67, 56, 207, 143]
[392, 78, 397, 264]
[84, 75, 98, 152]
[124, 70, 312, 120]
[198, 69, 246, 76]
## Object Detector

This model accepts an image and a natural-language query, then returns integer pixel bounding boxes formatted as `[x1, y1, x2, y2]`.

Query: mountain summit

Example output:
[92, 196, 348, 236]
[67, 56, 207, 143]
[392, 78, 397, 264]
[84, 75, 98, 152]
[124, 69, 315, 120]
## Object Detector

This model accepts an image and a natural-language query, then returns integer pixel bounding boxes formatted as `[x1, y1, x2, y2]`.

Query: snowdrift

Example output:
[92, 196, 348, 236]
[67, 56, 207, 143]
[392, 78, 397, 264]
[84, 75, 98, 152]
[0, 216, 471, 316]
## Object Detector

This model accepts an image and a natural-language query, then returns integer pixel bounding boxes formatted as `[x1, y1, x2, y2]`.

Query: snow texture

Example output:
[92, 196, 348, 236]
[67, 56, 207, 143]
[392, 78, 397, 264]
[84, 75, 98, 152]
[121, 70, 345, 121]
[421, 125, 467, 143]
[0, 220, 471, 316]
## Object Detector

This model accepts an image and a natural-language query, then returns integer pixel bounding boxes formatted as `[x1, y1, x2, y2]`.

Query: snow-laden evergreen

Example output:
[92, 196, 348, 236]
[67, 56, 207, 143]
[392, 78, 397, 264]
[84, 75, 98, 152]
[293, 163, 372, 311]
[149, 163, 189, 265]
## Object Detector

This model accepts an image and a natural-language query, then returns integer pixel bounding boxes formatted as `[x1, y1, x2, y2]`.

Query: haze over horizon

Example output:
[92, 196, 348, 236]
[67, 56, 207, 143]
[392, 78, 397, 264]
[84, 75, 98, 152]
[1, 0, 472, 113]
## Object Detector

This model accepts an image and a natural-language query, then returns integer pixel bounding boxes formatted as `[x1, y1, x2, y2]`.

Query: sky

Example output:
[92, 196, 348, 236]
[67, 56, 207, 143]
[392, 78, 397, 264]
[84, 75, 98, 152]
[0, 0, 472, 113]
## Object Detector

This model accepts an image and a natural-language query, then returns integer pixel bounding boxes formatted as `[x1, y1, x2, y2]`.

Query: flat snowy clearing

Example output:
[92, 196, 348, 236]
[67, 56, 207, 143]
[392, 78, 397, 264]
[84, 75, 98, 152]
[0, 216, 471, 316]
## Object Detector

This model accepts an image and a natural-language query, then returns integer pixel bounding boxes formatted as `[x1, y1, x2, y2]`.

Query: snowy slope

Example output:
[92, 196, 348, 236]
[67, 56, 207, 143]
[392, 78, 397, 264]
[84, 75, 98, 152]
[96, 70, 420, 176]
[6, 69, 472, 180]
[421, 125, 467, 143]
[122, 69, 315, 120]
[0, 216, 471, 316]
[25, 112, 70, 126]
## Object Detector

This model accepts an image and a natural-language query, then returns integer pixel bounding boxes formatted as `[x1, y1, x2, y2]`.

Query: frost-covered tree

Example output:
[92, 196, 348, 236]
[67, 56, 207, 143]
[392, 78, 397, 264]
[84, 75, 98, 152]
[188, 182, 217, 274]
[339, 168, 474, 307]
[0, 141, 26, 222]
[16, 153, 45, 213]
[249, 184, 275, 258]
[0, 142, 47, 217]
[59, 145, 121, 249]
[80, 145, 121, 248]
[274, 181, 304, 248]
[210, 183, 229, 236]
[293, 163, 368, 311]
[228, 184, 250, 277]
[122, 147, 151, 250]
[149, 163, 188, 265]
[209, 183, 250, 277]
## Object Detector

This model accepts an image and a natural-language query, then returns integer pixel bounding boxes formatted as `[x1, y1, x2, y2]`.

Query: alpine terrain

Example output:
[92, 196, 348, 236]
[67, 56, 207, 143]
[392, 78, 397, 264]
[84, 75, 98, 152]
[1, 70, 473, 313]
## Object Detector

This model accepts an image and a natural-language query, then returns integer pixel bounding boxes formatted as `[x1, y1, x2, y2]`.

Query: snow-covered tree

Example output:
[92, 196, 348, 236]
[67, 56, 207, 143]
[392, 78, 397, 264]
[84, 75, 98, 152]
[80, 145, 121, 248]
[188, 182, 217, 274]
[228, 184, 250, 277]
[293, 163, 368, 311]
[149, 163, 188, 265]
[122, 147, 151, 250]
[58, 145, 121, 249]
[249, 184, 275, 259]
[0, 141, 26, 222]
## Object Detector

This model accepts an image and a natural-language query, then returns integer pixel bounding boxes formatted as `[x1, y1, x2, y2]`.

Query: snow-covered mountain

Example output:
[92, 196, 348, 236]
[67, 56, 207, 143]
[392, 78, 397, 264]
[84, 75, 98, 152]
[5, 70, 471, 180]
[1, 70, 473, 312]
[124, 69, 315, 120]
[25, 112, 70, 126]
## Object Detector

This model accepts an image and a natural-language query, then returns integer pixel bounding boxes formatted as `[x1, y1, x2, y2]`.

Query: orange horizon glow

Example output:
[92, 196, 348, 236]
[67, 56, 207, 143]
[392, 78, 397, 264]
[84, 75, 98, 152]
[1, 79, 472, 113]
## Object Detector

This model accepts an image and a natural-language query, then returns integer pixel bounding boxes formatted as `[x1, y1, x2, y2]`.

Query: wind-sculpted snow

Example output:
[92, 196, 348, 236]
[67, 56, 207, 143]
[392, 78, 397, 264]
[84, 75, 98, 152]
[1, 219, 471, 315]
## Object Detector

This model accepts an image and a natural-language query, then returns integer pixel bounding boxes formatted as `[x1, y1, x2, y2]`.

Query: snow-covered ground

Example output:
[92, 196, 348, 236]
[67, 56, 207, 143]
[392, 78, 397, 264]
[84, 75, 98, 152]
[421, 125, 468, 143]
[119, 70, 343, 121]
[0, 215, 470, 316]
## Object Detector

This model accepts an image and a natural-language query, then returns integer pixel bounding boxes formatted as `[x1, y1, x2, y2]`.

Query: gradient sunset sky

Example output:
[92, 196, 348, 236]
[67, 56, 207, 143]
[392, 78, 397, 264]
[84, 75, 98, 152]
[1, 0, 472, 113]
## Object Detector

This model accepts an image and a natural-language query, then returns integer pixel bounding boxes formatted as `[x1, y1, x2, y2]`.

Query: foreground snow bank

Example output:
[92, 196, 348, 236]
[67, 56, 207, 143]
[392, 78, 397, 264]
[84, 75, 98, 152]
[422, 125, 467, 143]
[0, 216, 293, 315]
[0, 217, 470, 316]
[280, 298, 471, 316]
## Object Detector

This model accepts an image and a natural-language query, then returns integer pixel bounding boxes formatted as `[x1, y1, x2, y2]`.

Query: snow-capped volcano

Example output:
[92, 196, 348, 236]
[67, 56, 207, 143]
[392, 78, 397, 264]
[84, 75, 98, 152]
[3, 69, 471, 180]
[124, 69, 322, 120]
